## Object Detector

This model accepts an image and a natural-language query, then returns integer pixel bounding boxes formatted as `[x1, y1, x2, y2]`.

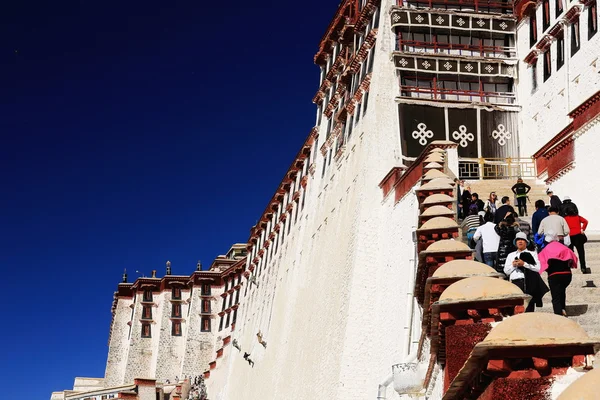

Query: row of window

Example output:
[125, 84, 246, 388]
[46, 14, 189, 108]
[248, 158, 311, 280]
[530, 0, 597, 47]
[319, 7, 380, 86]
[533, 4, 597, 89]
[400, 76, 514, 104]
[398, 33, 513, 58]
[140, 317, 212, 338]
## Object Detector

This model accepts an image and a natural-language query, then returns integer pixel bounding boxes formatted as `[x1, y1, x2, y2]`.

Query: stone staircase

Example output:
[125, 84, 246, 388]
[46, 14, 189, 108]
[536, 240, 600, 337]
[465, 178, 600, 337]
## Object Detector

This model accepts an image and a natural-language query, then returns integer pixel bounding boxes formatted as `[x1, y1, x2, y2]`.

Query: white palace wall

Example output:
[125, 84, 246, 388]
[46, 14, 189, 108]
[516, 1, 600, 158]
[207, 2, 416, 397]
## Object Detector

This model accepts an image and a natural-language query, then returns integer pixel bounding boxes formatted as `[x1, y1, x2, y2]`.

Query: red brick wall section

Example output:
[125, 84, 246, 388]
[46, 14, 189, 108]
[444, 323, 493, 393]
[478, 377, 553, 400]
[546, 140, 575, 182]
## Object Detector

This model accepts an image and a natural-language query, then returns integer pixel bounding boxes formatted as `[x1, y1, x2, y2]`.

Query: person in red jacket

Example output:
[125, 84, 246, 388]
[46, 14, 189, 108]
[564, 208, 590, 274]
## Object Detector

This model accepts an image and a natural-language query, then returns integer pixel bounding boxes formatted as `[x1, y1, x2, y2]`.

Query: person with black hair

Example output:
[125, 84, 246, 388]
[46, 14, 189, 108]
[474, 211, 500, 269]
[461, 184, 471, 219]
[538, 207, 570, 241]
[512, 178, 531, 217]
[484, 192, 499, 217]
[470, 192, 485, 213]
[494, 196, 516, 224]
[495, 212, 521, 274]
[504, 232, 548, 312]
[532, 199, 549, 234]
[547, 189, 563, 215]
[564, 206, 590, 274]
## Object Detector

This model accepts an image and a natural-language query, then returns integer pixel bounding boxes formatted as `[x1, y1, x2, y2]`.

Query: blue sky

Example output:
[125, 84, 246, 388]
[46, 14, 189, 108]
[0, 1, 336, 398]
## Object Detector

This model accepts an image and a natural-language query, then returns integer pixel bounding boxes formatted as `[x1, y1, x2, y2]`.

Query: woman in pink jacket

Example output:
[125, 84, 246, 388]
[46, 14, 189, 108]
[538, 231, 579, 316]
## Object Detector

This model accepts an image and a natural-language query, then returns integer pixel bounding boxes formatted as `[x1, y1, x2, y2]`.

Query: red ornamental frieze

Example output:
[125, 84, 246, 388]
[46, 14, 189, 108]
[354, 0, 380, 32]
[286, 203, 294, 213]
[300, 176, 308, 188]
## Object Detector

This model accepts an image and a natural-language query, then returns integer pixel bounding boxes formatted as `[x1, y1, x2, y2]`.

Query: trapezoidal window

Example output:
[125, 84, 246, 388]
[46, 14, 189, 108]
[589, 1, 598, 39]
[571, 17, 581, 56]
[530, 9, 538, 47]
[172, 287, 181, 300]
[556, 32, 565, 70]
[172, 303, 182, 318]
[556, 0, 564, 17]
[543, 0, 551, 31]
[543, 49, 552, 81]
[172, 321, 182, 336]
[142, 305, 152, 320]
[141, 323, 151, 338]
[201, 317, 211, 332]
[142, 289, 153, 302]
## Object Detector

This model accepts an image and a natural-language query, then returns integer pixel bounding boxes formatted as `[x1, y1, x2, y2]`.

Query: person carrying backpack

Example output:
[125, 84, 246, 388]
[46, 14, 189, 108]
[512, 178, 531, 217]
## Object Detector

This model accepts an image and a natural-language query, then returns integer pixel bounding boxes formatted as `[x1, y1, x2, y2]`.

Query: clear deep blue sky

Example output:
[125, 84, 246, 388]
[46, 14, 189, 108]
[1, 1, 336, 398]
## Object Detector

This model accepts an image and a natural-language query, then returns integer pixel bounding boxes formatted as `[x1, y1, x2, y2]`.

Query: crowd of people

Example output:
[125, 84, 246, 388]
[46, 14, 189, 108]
[455, 179, 590, 317]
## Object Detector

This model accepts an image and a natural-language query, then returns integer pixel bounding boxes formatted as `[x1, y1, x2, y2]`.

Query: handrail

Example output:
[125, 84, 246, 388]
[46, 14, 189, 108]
[458, 157, 537, 179]
[400, 85, 516, 104]
[397, 40, 516, 56]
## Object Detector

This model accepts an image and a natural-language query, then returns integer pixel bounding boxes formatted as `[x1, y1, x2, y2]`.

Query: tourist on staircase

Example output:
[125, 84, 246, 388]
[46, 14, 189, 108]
[538, 231, 579, 316]
[495, 212, 521, 275]
[562, 196, 579, 216]
[462, 210, 485, 262]
[515, 215, 535, 250]
[564, 208, 590, 274]
[532, 199, 549, 235]
[484, 192, 499, 219]
[494, 196, 516, 224]
[473, 211, 500, 269]
[461, 183, 471, 220]
[538, 207, 570, 244]
[547, 189, 563, 215]
[512, 178, 531, 217]
[504, 232, 548, 312]
[470, 192, 485, 213]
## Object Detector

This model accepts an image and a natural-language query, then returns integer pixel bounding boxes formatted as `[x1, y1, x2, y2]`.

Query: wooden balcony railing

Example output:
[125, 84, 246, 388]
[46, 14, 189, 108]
[458, 157, 536, 180]
[397, 40, 516, 58]
[400, 85, 516, 104]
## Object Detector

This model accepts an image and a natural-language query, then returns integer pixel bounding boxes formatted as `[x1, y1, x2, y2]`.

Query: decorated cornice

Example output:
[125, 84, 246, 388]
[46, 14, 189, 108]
[314, 0, 359, 65]
[355, 0, 380, 32]
[347, 28, 378, 74]
[392, 52, 516, 77]
[390, 8, 516, 34]
[324, 84, 348, 118]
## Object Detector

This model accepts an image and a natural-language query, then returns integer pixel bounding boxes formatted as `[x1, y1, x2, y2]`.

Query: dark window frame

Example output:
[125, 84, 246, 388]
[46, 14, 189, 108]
[172, 287, 182, 300]
[141, 323, 151, 338]
[571, 17, 581, 56]
[201, 317, 211, 332]
[142, 305, 152, 320]
[172, 303, 182, 318]
[557, 32, 565, 70]
[530, 9, 538, 47]
[143, 289, 153, 302]
[172, 321, 182, 336]
[543, 0, 551, 31]
[202, 284, 211, 296]
[543, 49, 552, 81]
[556, 0, 564, 17]
[589, 1, 598, 39]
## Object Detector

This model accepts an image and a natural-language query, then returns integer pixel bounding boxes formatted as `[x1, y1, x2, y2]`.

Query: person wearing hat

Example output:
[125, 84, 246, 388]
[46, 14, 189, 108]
[562, 196, 579, 217]
[538, 231, 579, 316]
[504, 232, 547, 312]
[512, 178, 531, 217]
[547, 189, 563, 215]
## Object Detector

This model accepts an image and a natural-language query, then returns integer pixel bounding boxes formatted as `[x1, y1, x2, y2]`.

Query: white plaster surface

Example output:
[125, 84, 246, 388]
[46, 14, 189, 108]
[549, 367, 587, 399]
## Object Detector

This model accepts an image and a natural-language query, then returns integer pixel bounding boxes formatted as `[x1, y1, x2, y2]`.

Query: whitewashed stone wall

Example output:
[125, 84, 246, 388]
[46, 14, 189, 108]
[206, 1, 415, 398]
[516, 2, 600, 157]
[547, 118, 600, 231]
[104, 293, 134, 386]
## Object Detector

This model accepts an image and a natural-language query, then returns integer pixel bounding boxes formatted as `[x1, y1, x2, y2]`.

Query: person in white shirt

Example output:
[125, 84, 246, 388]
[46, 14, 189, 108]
[504, 232, 542, 312]
[473, 212, 500, 271]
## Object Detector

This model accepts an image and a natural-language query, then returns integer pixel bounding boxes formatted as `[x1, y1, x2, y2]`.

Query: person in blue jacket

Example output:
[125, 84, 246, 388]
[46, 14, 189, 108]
[532, 199, 549, 234]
